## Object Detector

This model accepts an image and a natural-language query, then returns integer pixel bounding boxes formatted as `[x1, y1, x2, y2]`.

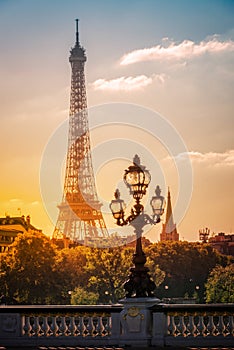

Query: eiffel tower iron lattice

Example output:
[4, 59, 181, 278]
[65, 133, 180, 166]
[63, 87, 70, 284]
[53, 20, 108, 244]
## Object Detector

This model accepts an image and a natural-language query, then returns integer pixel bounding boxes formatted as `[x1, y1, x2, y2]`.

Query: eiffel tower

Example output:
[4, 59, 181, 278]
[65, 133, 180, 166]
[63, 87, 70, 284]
[53, 20, 108, 244]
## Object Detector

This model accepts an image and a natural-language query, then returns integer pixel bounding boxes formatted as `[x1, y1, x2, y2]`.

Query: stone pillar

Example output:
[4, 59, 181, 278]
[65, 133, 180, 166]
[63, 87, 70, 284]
[151, 311, 167, 346]
[110, 312, 121, 345]
[0, 312, 21, 347]
[119, 297, 160, 347]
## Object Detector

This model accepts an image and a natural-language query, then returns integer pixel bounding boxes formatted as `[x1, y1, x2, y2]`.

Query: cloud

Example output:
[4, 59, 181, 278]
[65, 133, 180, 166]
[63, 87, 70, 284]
[91, 74, 166, 91]
[120, 37, 234, 65]
[175, 150, 234, 167]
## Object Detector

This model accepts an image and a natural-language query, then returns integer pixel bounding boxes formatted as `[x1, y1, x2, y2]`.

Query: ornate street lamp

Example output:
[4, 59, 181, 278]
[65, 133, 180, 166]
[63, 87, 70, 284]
[110, 155, 165, 298]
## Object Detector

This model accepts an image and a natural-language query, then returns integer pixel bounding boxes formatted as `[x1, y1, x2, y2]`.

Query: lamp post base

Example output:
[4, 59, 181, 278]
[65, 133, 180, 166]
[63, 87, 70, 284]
[124, 265, 156, 298]
[119, 297, 161, 347]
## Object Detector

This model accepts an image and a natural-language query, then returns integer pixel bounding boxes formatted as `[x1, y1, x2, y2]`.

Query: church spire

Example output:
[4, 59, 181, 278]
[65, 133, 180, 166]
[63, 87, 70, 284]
[160, 188, 179, 241]
[165, 188, 175, 233]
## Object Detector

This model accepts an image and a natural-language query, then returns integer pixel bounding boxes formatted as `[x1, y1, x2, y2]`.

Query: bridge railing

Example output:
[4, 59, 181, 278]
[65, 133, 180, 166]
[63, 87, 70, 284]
[0, 305, 122, 348]
[151, 303, 234, 347]
[0, 303, 233, 348]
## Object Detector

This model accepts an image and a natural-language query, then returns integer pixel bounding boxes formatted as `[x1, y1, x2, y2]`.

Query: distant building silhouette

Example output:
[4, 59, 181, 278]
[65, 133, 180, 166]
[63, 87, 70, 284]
[160, 188, 179, 241]
[125, 234, 152, 248]
[209, 232, 234, 256]
[0, 215, 42, 253]
[199, 227, 210, 243]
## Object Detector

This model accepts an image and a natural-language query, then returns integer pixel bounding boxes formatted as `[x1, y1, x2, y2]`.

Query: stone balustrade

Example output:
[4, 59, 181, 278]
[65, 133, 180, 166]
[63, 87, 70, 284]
[0, 305, 122, 348]
[151, 303, 234, 347]
[22, 314, 111, 338]
[0, 303, 233, 348]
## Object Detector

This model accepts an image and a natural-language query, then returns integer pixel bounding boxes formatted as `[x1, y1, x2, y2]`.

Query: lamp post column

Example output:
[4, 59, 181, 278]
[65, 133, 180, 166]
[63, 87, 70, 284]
[124, 214, 155, 299]
[110, 155, 165, 347]
[110, 155, 165, 298]
[134, 225, 145, 262]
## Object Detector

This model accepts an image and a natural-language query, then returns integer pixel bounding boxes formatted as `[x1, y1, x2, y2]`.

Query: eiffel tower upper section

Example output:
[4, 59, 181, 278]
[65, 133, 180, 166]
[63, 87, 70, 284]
[53, 20, 108, 244]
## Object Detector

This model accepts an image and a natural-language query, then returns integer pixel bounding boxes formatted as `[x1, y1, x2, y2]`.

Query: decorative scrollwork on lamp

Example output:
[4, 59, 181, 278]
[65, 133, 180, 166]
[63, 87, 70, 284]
[110, 154, 165, 298]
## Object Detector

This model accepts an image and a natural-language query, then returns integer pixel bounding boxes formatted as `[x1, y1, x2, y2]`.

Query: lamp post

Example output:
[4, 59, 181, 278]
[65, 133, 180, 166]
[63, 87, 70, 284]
[164, 285, 170, 304]
[68, 290, 72, 304]
[110, 155, 165, 298]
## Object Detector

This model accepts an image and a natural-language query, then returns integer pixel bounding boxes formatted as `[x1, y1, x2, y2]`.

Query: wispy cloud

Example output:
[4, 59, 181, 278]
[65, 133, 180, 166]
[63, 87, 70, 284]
[120, 37, 234, 65]
[175, 150, 234, 167]
[91, 74, 166, 91]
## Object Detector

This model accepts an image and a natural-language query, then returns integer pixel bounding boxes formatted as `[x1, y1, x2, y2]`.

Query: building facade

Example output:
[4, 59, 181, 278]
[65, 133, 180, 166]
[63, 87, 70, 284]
[209, 232, 234, 256]
[0, 215, 42, 253]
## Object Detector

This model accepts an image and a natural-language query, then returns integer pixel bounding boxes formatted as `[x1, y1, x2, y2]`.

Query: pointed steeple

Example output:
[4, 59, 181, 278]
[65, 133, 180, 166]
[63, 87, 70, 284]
[160, 188, 179, 241]
[165, 188, 175, 233]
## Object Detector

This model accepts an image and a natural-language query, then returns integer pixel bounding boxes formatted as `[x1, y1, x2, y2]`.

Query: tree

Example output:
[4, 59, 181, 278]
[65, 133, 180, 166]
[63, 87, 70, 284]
[0, 231, 58, 304]
[146, 260, 166, 288]
[70, 286, 99, 305]
[1, 232, 231, 305]
[86, 247, 134, 303]
[205, 264, 234, 303]
[145, 241, 230, 301]
[54, 245, 89, 304]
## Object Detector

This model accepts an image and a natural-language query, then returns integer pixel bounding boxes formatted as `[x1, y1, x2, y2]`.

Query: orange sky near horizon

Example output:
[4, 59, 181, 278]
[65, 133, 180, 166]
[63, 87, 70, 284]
[0, 1, 233, 242]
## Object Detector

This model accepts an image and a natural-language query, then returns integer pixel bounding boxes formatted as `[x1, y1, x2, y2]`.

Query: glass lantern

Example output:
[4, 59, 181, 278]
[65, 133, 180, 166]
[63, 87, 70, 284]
[123, 154, 151, 200]
[109, 189, 126, 220]
[150, 185, 165, 218]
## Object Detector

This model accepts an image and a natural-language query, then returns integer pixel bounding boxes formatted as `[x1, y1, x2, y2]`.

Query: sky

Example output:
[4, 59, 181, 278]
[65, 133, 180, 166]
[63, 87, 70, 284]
[0, 0, 233, 242]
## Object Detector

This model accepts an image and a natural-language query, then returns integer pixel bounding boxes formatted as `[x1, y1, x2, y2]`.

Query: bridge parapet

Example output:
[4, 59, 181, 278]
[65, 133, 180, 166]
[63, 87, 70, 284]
[151, 303, 234, 347]
[0, 303, 233, 348]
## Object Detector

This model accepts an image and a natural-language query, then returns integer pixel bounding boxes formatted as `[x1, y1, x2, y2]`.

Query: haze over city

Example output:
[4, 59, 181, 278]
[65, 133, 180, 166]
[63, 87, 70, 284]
[0, 0, 233, 242]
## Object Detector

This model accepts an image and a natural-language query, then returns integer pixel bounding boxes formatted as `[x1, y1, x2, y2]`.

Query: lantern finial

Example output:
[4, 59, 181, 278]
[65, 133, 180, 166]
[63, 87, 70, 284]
[155, 185, 161, 196]
[133, 154, 140, 166]
[114, 189, 120, 199]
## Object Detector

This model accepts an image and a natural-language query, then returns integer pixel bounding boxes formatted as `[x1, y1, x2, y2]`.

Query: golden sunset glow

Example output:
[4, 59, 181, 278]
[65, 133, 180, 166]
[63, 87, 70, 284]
[0, 1, 233, 241]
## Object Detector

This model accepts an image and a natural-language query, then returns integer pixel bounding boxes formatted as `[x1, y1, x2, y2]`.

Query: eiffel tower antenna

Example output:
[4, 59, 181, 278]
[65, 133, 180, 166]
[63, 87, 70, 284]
[75, 18, 79, 46]
[53, 20, 108, 246]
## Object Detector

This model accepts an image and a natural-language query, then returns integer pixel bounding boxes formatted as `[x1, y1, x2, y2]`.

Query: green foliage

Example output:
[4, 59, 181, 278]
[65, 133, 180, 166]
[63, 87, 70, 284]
[145, 259, 166, 287]
[53, 246, 89, 304]
[85, 247, 134, 303]
[0, 231, 58, 304]
[205, 264, 234, 303]
[70, 286, 99, 305]
[1, 234, 231, 305]
[145, 241, 229, 302]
